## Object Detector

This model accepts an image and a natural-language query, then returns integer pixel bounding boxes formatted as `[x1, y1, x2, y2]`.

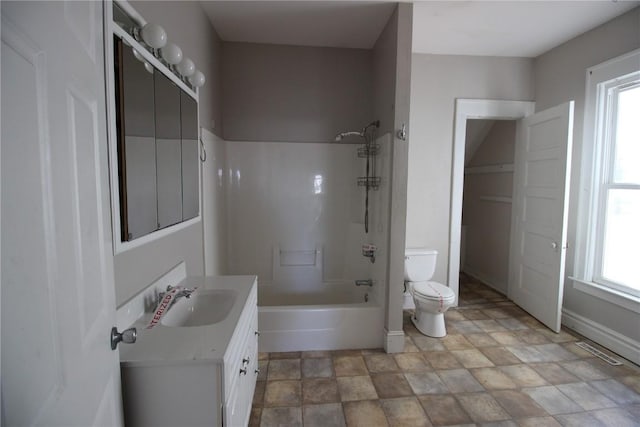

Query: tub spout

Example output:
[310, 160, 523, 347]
[355, 279, 373, 287]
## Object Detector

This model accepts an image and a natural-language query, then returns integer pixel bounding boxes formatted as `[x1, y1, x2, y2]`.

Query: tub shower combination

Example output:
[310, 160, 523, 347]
[226, 122, 390, 352]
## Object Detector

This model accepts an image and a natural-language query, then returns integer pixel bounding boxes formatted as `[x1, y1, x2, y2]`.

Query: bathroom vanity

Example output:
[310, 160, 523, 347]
[119, 275, 258, 427]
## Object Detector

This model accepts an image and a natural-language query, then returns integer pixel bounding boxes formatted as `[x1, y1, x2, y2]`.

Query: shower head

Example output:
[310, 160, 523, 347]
[334, 131, 364, 141]
[333, 120, 380, 142]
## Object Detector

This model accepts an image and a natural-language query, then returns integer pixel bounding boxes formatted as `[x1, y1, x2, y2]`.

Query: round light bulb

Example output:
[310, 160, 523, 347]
[160, 43, 182, 65]
[132, 48, 145, 62]
[189, 70, 206, 87]
[144, 62, 154, 74]
[140, 23, 167, 49]
[176, 57, 195, 77]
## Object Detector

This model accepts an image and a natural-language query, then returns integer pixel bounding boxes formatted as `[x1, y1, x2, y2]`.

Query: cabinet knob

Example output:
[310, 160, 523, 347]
[255, 331, 260, 336]
[242, 357, 250, 366]
[239, 368, 248, 376]
[255, 368, 260, 374]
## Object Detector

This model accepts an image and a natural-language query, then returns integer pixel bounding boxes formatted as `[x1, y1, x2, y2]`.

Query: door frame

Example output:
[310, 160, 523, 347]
[449, 99, 535, 305]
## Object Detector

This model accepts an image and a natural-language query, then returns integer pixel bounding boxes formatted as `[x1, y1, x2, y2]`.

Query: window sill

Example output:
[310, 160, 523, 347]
[570, 277, 640, 313]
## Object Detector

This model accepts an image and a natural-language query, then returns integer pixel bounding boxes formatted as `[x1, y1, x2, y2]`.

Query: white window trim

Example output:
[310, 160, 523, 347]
[573, 48, 640, 311]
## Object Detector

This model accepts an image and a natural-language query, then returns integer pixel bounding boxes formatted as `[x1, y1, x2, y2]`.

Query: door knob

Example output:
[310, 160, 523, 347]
[551, 242, 558, 250]
[111, 327, 137, 350]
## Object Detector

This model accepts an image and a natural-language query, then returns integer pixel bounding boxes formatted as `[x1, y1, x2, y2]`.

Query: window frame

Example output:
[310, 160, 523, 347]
[573, 48, 640, 311]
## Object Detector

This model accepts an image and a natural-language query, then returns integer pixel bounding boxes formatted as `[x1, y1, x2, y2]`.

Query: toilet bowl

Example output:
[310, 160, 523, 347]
[405, 248, 456, 337]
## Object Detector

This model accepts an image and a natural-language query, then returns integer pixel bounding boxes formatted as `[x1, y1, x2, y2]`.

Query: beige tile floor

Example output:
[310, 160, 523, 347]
[251, 276, 640, 426]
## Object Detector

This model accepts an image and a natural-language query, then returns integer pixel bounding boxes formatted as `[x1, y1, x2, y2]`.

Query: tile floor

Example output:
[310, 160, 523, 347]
[250, 275, 640, 426]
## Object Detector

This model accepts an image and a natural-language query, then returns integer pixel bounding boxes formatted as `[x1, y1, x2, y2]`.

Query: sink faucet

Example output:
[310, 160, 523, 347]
[158, 285, 196, 308]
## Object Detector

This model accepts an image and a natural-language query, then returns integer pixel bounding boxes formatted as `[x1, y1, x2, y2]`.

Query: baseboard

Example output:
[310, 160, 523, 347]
[462, 266, 508, 295]
[562, 308, 640, 366]
[384, 329, 405, 353]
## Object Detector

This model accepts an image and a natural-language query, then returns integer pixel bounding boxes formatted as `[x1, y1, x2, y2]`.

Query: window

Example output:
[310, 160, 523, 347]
[574, 49, 640, 306]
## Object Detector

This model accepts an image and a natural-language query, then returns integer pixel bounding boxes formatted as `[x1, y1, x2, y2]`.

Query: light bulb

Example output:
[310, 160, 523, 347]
[176, 57, 195, 77]
[144, 62, 154, 74]
[189, 70, 206, 87]
[140, 23, 167, 49]
[132, 48, 145, 62]
[160, 43, 182, 65]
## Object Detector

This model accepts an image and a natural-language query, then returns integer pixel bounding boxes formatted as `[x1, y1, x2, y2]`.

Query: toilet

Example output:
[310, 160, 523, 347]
[404, 248, 456, 337]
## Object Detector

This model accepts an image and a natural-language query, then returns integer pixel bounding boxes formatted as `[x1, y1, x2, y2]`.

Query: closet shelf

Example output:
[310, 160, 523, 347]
[479, 196, 512, 204]
[464, 163, 514, 175]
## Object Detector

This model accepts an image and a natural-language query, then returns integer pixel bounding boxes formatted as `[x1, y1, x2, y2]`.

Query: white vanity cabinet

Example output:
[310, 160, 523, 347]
[223, 280, 259, 426]
[119, 276, 258, 427]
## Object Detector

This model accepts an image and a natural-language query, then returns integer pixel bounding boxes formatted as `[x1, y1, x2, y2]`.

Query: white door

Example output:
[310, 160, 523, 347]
[509, 102, 574, 332]
[1, 2, 123, 425]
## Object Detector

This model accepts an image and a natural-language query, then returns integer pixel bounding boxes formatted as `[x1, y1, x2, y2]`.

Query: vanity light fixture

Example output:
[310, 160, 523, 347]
[189, 70, 206, 88]
[143, 62, 154, 74]
[140, 22, 167, 50]
[119, 13, 206, 90]
[160, 43, 183, 65]
[176, 57, 195, 77]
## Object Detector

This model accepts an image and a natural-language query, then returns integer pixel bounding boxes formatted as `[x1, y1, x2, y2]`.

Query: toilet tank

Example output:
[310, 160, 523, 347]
[404, 248, 438, 282]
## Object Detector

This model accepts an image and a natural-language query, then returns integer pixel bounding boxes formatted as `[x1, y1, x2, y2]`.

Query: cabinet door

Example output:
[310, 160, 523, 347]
[118, 40, 157, 239]
[226, 308, 259, 427]
[155, 70, 183, 228]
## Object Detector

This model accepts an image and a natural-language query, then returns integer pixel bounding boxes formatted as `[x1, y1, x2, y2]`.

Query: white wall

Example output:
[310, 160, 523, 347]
[407, 54, 534, 286]
[115, 1, 223, 305]
[462, 121, 516, 294]
[534, 8, 640, 352]
[225, 140, 371, 285]
[202, 130, 228, 276]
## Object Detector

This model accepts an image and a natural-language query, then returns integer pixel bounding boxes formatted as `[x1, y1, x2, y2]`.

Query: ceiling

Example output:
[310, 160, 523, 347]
[200, 1, 397, 49]
[412, 1, 639, 57]
[201, 1, 638, 57]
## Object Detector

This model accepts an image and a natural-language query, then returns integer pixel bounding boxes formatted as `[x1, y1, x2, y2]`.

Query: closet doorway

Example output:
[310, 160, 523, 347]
[461, 119, 517, 295]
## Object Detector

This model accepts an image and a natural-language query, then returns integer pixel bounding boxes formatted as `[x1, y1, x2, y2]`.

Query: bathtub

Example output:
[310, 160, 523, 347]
[257, 282, 385, 352]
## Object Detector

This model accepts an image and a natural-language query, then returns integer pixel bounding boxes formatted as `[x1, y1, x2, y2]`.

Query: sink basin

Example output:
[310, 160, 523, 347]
[161, 289, 237, 327]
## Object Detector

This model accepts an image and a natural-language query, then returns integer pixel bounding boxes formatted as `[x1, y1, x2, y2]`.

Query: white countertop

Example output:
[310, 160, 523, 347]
[119, 275, 257, 367]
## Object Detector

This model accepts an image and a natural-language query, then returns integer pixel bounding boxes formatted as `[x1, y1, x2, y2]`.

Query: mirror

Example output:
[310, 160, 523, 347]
[114, 37, 200, 242]
[181, 93, 199, 220]
[155, 70, 183, 229]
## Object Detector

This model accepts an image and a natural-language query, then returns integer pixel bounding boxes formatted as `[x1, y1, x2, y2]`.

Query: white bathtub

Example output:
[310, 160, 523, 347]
[257, 283, 384, 352]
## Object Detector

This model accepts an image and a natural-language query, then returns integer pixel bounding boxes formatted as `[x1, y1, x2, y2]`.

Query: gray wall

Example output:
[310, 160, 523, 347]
[534, 8, 640, 344]
[115, 1, 223, 305]
[407, 54, 534, 285]
[462, 121, 516, 294]
[221, 42, 373, 142]
[131, 0, 223, 136]
[371, 4, 413, 349]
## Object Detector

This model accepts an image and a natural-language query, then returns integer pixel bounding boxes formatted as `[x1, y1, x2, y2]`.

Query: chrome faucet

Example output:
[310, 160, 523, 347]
[158, 285, 196, 308]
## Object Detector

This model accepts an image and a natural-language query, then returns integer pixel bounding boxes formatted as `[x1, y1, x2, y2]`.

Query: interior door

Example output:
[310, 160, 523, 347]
[508, 102, 574, 333]
[1, 2, 123, 425]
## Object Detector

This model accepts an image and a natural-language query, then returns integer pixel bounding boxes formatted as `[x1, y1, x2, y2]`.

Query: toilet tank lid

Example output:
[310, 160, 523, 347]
[405, 248, 438, 256]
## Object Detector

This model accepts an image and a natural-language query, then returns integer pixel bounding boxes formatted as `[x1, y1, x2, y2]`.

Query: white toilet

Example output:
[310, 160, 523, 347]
[404, 248, 456, 337]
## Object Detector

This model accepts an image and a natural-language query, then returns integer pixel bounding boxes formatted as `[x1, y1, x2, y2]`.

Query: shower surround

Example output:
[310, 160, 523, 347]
[224, 134, 392, 351]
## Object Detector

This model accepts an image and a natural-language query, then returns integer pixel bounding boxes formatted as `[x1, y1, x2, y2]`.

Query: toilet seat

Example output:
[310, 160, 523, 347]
[412, 281, 455, 301]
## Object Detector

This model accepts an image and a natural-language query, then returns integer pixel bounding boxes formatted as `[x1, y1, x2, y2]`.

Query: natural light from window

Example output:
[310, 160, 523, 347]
[600, 84, 640, 293]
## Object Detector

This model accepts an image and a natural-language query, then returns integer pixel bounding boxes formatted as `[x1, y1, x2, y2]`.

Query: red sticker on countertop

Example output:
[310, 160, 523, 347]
[146, 287, 180, 329]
